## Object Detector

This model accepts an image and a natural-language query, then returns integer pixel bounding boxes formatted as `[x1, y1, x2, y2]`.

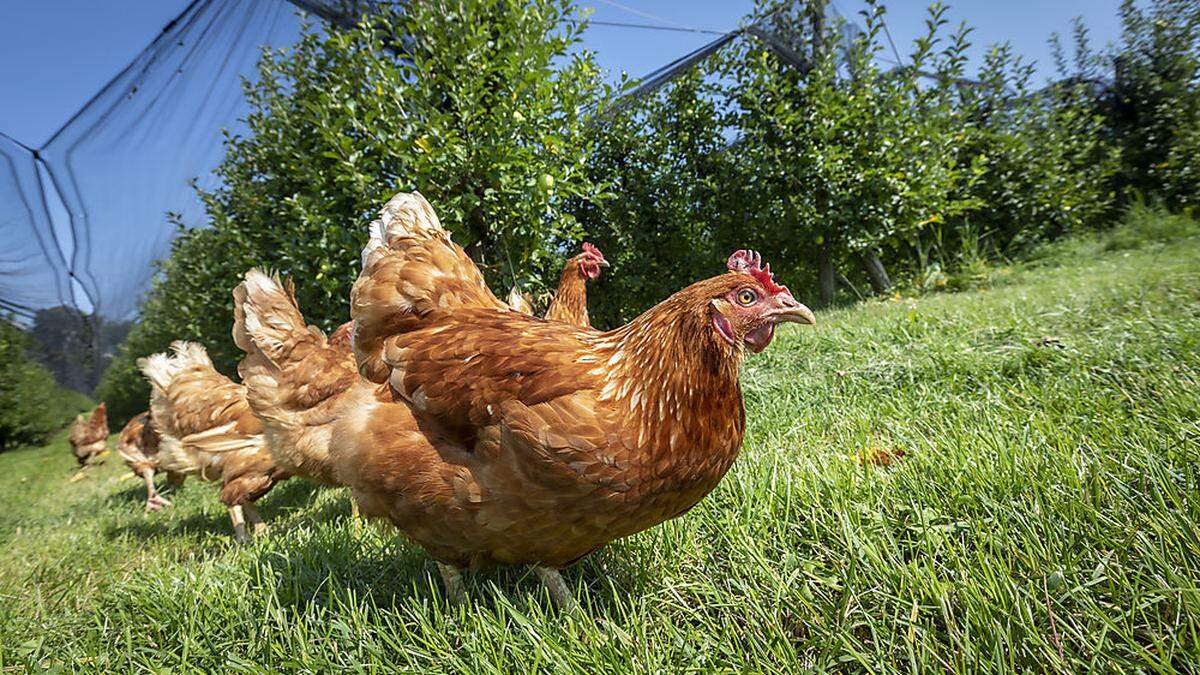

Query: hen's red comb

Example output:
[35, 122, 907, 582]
[582, 242, 604, 259]
[727, 249, 788, 295]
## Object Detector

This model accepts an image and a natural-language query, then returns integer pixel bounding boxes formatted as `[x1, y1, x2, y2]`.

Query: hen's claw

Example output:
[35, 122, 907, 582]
[535, 566, 581, 617]
[437, 563, 468, 605]
[144, 494, 172, 512]
[243, 503, 268, 537]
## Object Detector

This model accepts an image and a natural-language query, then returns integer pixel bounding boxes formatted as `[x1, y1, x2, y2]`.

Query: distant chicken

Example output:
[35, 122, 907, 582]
[332, 192, 815, 608]
[508, 242, 608, 327]
[545, 242, 608, 327]
[115, 411, 180, 511]
[138, 342, 288, 542]
[69, 403, 109, 466]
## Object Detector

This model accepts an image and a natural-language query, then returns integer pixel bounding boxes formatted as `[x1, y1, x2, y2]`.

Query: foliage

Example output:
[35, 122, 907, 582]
[96, 227, 243, 425]
[6, 219, 1200, 670]
[1102, 198, 1200, 249]
[943, 37, 1120, 258]
[572, 70, 741, 325]
[26, 306, 131, 394]
[99, 0, 1200, 400]
[97, 0, 609, 419]
[577, 1, 981, 318]
[1109, 0, 1200, 208]
[729, 2, 972, 288]
[0, 317, 92, 451]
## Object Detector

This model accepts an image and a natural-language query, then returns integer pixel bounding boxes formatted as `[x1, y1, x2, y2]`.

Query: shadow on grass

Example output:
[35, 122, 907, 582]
[102, 477, 324, 541]
[104, 483, 148, 508]
[247, 513, 654, 619]
[258, 479, 323, 515]
[252, 525, 436, 611]
[104, 509, 232, 541]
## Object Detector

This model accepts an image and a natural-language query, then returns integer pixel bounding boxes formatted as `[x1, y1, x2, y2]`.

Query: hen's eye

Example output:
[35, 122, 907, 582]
[737, 289, 758, 306]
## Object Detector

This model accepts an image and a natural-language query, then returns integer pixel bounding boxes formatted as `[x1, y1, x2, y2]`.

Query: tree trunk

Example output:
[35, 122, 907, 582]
[818, 243, 837, 305]
[809, 1, 826, 63]
[860, 248, 892, 294]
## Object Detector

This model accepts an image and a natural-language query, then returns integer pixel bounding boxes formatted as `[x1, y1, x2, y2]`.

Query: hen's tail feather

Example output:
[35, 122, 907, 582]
[361, 192, 445, 269]
[155, 436, 196, 474]
[377, 191, 446, 242]
[233, 269, 322, 368]
[116, 442, 149, 467]
[508, 286, 534, 315]
[137, 341, 213, 394]
[181, 421, 266, 453]
[155, 423, 266, 475]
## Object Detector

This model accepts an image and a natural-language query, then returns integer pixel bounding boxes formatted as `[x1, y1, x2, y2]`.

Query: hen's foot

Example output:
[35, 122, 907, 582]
[243, 503, 268, 536]
[144, 494, 172, 512]
[143, 470, 172, 511]
[228, 505, 251, 543]
[534, 566, 581, 616]
[437, 563, 468, 605]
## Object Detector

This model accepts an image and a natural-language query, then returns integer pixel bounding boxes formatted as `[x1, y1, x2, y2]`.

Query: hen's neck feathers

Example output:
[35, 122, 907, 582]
[545, 259, 589, 327]
[587, 277, 745, 456]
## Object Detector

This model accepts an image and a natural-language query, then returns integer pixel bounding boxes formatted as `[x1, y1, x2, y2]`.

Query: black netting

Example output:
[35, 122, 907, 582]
[0, 0, 383, 324]
[0, 133, 70, 321]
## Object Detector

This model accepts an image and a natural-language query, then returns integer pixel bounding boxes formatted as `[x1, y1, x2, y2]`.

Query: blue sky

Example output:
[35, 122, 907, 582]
[0, 1, 1123, 147]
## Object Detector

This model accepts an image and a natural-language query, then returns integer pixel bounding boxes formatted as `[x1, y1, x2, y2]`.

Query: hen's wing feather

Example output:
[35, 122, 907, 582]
[381, 308, 595, 429]
[353, 192, 506, 383]
[376, 307, 640, 496]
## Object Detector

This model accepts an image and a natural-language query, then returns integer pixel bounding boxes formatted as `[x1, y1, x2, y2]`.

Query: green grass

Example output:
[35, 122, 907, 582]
[2, 214, 1198, 672]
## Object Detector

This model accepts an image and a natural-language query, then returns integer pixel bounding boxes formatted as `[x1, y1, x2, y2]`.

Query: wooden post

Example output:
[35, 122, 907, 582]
[818, 242, 837, 305]
[860, 248, 892, 294]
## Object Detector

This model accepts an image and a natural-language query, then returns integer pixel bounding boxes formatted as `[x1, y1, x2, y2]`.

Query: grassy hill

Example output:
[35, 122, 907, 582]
[1, 212, 1198, 672]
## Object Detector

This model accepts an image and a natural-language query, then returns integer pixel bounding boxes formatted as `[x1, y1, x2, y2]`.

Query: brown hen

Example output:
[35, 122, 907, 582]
[138, 342, 289, 541]
[544, 242, 608, 327]
[69, 403, 109, 466]
[232, 273, 358, 488]
[115, 411, 181, 511]
[332, 192, 815, 608]
[509, 242, 608, 327]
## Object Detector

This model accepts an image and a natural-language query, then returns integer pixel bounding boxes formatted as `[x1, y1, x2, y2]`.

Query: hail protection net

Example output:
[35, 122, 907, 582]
[0, 0, 379, 326]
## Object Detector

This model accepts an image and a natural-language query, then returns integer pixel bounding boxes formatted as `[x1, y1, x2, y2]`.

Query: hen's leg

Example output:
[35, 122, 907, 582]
[534, 566, 580, 615]
[142, 468, 172, 511]
[436, 563, 468, 605]
[243, 502, 268, 536]
[228, 505, 250, 543]
[165, 472, 186, 492]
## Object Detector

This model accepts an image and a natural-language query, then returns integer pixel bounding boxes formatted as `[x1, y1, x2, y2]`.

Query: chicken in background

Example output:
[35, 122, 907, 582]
[335, 192, 815, 609]
[69, 402, 109, 467]
[115, 411, 181, 511]
[507, 242, 608, 327]
[545, 242, 608, 327]
[138, 342, 289, 542]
